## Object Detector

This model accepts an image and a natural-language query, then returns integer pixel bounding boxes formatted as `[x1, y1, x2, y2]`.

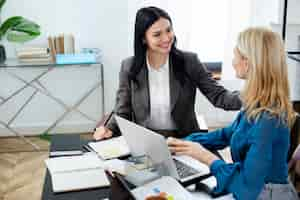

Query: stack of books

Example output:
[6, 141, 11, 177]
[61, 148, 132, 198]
[48, 34, 97, 64]
[16, 47, 52, 63]
[48, 34, 75, 62]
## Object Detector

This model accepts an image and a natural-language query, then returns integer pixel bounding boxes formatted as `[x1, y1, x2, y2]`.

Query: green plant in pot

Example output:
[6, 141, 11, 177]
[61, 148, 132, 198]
[0, 0, 41, 63]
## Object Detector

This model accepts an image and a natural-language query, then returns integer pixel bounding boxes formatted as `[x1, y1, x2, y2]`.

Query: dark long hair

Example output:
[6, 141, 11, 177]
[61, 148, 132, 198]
[130, 6, 183, 82]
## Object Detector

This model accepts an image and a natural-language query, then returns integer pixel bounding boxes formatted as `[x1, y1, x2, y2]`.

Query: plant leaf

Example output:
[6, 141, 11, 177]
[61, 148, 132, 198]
[6, 30, 37, 43]
[0, 16, 40, 42]
[0, 16, 23, 39]
[11, 18, 40, 36]
[0, 0, 6, 10]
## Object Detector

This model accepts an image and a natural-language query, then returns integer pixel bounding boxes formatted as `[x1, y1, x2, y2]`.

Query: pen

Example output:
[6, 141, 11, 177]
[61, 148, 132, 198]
[103, 111, 114, 127]
[94, 111, 114, 131]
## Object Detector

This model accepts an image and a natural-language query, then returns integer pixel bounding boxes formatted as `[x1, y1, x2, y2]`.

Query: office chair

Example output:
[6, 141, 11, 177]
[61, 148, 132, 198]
[288, 113, 300, 189]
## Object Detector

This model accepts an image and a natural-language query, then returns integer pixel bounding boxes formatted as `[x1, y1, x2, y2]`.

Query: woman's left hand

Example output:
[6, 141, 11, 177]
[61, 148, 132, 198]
[167, 137, 219, 166]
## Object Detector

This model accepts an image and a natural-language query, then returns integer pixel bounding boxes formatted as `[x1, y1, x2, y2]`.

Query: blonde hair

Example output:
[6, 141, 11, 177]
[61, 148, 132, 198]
[237, 27, 295, 127]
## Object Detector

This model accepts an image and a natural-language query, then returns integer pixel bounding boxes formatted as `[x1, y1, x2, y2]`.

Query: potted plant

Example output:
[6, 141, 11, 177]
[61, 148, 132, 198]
[0, 0, 41, 62]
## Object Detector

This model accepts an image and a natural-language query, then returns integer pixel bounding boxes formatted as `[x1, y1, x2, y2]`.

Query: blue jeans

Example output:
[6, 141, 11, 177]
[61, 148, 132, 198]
[257, 182, 298, 200]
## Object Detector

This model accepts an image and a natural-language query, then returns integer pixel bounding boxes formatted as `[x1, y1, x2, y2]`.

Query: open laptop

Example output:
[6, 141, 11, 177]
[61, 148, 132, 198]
[115, 116, 210, 184]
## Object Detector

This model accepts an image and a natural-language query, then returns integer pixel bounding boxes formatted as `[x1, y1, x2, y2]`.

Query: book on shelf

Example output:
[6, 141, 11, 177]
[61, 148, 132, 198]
[55, 53, 97, 65]
[18, 53, 51, 59]
[50, 34, 75, 56]
[45, 154, 110, 193]
[16, 46, 49, 54]
[18, 57, 52, 64]
[54, 34, 64, 54]
[48, 36, 57, 62]
[63, 34, 75, 54]
[50, 134, 83, 157]
[87, 136, 130, 160]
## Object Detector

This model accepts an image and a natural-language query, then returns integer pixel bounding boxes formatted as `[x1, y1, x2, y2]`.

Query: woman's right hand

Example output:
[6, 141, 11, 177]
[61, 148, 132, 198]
[93, 126, 113, 140]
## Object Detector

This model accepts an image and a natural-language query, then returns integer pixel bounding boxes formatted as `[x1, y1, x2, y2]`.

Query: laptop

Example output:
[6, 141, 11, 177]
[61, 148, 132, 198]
[115, 116, 210, 184]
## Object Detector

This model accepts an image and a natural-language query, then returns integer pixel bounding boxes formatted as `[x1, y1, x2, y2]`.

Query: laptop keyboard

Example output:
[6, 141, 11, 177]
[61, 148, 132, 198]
[173, 159, 200, 179]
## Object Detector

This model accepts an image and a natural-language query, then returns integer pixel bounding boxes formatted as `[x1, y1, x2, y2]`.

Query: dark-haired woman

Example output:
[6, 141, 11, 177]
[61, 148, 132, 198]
[94, 6, 241, 140]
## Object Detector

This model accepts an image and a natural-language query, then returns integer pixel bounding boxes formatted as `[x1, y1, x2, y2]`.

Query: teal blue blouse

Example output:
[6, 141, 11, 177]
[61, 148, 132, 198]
[185, 111, 290, 200]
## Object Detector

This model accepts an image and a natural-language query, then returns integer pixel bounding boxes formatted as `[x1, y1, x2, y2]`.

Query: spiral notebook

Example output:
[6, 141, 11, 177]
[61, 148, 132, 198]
[87, 136, 130, 160]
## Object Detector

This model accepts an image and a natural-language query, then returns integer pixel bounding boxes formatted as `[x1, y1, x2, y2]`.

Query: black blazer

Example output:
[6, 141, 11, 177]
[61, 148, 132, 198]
[107, 51, 242, 137]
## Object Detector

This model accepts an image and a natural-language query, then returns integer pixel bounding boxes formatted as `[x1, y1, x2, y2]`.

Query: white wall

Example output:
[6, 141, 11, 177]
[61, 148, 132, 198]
[0, 0, 131, 136]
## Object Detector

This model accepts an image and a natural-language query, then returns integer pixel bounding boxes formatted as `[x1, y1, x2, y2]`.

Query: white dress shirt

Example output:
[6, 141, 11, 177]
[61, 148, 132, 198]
[146, 55, 177, 130]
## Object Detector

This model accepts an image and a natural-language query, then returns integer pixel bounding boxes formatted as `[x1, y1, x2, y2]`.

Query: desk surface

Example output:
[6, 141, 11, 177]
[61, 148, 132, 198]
[42, 134, 233, 200]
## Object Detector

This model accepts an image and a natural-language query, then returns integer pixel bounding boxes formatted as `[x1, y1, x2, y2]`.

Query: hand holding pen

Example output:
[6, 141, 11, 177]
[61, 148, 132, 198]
[93, 111, 114, 141]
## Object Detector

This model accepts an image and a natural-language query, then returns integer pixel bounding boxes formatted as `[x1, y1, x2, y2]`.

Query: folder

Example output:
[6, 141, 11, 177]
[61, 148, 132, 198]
[49, 134, 83, 157]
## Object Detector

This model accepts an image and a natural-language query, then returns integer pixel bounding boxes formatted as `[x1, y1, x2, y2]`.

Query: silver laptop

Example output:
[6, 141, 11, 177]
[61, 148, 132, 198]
[115, 116, 209, 183]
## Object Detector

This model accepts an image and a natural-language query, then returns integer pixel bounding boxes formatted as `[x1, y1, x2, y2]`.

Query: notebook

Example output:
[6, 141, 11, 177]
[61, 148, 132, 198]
[45, 154, 110, 193]
[87, 136, 130, 160]
[50, 134, 83, 157]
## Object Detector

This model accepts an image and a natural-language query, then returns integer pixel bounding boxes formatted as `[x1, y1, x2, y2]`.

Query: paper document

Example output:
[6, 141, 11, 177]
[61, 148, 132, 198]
[132, 176, 197, 200]
[45, 154, 109, 193]
[196, 114, 208, 131]
[88, 136, 130, 160]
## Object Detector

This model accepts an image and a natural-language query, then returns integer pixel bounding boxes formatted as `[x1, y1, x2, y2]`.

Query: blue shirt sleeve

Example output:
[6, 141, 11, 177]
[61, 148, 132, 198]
[209, 114, 277, 200]
[184, 112, 242, 150]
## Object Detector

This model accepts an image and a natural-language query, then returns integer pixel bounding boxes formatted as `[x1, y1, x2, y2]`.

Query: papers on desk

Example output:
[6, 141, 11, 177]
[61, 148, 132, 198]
[132, 176, 196, 200]
[87, 136, 130, 160]
[45, 154, 110, 193]
[196, 114, 208, 131]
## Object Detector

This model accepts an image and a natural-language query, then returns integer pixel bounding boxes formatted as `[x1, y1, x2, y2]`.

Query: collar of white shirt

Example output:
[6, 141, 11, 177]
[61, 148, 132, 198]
[146, 53, 169, 72]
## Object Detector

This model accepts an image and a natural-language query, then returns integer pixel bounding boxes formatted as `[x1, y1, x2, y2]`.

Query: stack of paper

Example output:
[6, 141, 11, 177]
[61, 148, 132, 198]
[88, 136, 130, 160]
[45, 154, 110, 193]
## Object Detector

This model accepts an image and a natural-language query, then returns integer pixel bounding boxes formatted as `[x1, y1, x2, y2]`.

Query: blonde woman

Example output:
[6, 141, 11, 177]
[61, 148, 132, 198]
[165, 27, 298, 200]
